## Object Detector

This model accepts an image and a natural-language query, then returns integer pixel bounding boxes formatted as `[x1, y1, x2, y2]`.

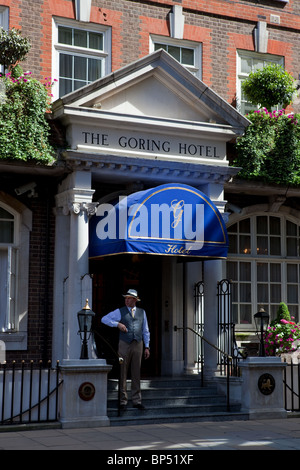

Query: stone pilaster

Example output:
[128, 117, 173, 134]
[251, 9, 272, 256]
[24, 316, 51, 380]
[53, 172, 97, 361]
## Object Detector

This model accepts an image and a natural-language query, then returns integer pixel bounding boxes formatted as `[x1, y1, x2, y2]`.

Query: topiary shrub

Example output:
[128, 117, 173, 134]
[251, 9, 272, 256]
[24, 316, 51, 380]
[276, 302, 291, 323]
[241, 63, 296, 111]
[0, 27, 30, 72]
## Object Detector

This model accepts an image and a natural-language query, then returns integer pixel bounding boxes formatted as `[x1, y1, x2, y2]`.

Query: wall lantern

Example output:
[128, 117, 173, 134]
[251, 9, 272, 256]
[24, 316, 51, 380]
[77, 299, 95, 359]
[254, 307, 269, 357]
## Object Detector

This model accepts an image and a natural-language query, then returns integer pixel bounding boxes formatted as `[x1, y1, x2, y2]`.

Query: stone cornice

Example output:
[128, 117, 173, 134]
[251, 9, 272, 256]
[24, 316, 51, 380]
[225, 178, 300, 198]
[62, 150, 239, 186]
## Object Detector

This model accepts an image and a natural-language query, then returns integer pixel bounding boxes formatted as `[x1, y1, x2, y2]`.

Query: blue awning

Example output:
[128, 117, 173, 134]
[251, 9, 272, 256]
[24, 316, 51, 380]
[89, 183, 228, 259]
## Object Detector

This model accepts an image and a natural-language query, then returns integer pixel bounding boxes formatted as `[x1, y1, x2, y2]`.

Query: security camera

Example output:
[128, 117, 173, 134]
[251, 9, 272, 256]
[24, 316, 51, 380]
[226, 203, 242, 214]
[14, 182, 37, 197]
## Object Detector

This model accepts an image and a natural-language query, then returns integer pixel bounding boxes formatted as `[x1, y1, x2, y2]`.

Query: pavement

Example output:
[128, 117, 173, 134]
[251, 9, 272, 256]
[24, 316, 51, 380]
[1, 416, 300, 454]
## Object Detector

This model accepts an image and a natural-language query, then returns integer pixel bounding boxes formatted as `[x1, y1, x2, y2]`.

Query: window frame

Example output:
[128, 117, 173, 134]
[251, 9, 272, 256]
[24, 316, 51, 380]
[0, 6, 8, 30]
[52, 17, 112, 100]
[150, 35, 202, 79]
[0, 197, 31, 350]
[0, 202, 19, 333]
[227, 210, 300, 330]
[0, 6, 9, 75]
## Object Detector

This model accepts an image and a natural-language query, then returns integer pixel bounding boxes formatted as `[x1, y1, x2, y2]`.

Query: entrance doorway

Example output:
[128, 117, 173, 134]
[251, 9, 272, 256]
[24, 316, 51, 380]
[90, 254, 162, 377]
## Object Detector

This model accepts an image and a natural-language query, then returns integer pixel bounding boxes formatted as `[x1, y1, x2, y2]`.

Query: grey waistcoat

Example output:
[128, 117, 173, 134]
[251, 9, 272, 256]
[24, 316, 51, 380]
[119, 306, 144, 344]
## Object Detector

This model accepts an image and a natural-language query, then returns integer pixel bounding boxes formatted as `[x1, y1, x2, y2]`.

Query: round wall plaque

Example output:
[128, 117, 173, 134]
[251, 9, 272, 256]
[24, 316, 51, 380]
[78, 382, 95, 401]
[258, 373, 275, 395]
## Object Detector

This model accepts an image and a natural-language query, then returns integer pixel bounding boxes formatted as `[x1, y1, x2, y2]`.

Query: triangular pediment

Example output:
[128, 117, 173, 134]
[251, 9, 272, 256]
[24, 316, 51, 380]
[89, 74, 211, 123]
[53, 49, 249, 135]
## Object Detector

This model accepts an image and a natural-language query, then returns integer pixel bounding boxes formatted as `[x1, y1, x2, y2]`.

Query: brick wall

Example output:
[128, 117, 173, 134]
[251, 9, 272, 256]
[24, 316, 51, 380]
[2, 0, 300, 362]
[5, 180, 56, 365]
[3, 0, 300, 109]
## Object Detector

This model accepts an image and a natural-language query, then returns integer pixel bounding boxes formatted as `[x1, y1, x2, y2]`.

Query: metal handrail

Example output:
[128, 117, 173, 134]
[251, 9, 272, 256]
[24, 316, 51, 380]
[174, 325, 233, 360]
[174, 325, 232, 411]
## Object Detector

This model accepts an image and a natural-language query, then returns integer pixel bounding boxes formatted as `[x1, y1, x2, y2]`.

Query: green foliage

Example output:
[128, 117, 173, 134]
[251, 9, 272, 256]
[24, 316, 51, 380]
[0, 27, 31, 71]
[241, 63, 296, 110]
[276, 302, 291, 323]
[0, 69, 55, 163]
[234, 109, 300, 186]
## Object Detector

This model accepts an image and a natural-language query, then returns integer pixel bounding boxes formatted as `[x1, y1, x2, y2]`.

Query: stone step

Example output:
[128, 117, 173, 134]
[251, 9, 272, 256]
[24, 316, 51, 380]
[108, 385, 218, 398]
[107, 376, 246, 426]
[108, 401, 240, 417]
[108, 376, 205, 390]
[108, 394, 227, 408]
[108, 410, 248, 426]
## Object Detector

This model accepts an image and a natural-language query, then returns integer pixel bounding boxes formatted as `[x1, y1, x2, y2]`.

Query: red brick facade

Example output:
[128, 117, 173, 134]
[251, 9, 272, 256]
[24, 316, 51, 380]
[1, 0, 300, 363]
[2, 0, 299, 109]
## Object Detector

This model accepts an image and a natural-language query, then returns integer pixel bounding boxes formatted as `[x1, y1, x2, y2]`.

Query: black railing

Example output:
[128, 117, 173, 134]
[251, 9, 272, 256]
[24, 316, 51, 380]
[0, 360, 62, 426]
[194, 280, 204, 375]
[217, 279, 242, 377]
[174, 325, 233, 411]
[283, 357, 300, 412]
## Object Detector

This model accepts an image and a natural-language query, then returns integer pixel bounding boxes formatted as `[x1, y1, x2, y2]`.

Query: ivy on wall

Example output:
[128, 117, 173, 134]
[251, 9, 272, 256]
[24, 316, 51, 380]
[234, 109, 300, 186]
[234, 63, 300, 186]
[0, 69, 56, 163]
[0, 28, 56, 164]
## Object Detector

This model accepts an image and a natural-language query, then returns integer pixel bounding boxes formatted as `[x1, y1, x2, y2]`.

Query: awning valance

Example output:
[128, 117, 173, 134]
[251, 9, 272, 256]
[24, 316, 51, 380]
[89, 183, 228, 259]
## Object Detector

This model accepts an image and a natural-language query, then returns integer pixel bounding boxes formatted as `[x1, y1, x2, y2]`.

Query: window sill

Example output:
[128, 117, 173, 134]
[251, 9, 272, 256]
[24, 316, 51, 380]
[0, 332, 27, 350]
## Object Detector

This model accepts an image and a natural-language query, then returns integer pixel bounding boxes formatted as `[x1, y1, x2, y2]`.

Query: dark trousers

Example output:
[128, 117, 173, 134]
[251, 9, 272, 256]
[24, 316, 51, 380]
[118, 339, 143, 405]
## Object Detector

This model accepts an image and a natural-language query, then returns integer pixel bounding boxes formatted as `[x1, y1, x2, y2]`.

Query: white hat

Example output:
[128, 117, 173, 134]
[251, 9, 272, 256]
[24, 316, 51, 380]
[123, 289, 141, 301]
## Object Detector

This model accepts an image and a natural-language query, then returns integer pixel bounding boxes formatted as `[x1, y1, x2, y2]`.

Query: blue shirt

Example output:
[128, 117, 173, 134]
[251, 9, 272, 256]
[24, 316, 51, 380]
[101, 307, 150, 348]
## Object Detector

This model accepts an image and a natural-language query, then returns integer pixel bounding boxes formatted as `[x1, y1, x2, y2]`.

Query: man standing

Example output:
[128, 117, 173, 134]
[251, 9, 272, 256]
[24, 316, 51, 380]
[101, 289, 150, 410]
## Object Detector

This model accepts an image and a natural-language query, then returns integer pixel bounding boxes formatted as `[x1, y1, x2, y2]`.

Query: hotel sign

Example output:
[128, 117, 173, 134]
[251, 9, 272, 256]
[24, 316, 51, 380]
[72, 125, 227, 162]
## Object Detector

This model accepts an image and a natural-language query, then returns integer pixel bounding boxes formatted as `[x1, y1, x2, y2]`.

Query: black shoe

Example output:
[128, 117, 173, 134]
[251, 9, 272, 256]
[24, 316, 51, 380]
[133, 403, 145, 410]
[120, 404, 127, 410]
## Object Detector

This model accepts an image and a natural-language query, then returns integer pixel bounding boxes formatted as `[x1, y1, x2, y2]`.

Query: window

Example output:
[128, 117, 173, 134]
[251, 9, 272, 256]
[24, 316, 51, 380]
[0, 6, 8, 30]
[237, 50, 284, 114]
[227, 213, 300, 328]
[0, 197, 31, 350]
[52, 18, 111, 99]
[0, 205, 17, 332]
[0, 6, 9, 75]
[150, 35, 202, 78]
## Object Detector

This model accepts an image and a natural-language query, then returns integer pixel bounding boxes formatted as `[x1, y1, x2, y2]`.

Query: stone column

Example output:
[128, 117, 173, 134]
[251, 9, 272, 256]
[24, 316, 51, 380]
[53, 171, 98, 360]
[53, 172, 113, 428]
[201, 182, 228, 379]
[203, 259, 223, 379]
[52, 206, 70, 362]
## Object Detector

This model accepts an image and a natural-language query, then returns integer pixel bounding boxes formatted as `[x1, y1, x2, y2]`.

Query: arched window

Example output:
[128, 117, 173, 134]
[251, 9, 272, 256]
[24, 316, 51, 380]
[226, 212, 300, 329]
